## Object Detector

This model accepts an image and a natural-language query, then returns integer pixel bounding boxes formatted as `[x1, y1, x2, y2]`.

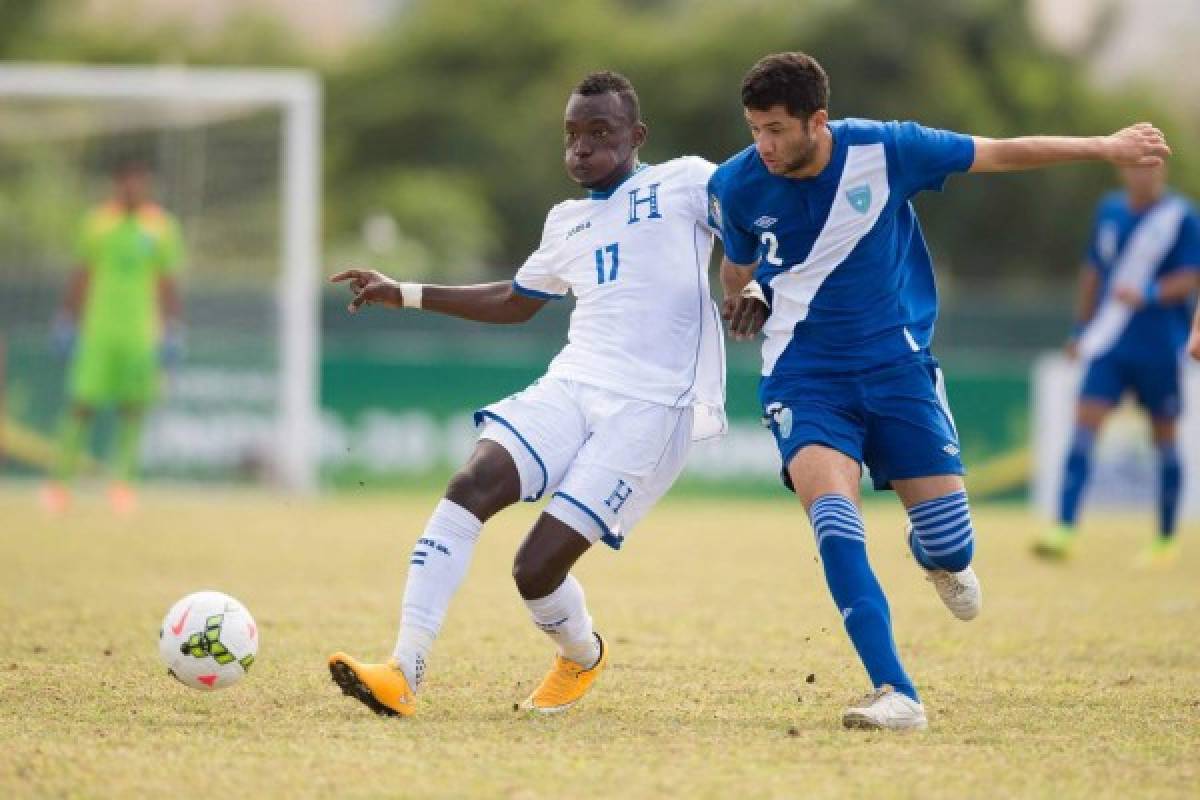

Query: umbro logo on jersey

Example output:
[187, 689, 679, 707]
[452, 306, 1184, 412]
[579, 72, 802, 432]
[754, 216, 778, 229]
[846, 185, 871, 214]
[566, 220, 592, 239]
[942, 443, 960, 456]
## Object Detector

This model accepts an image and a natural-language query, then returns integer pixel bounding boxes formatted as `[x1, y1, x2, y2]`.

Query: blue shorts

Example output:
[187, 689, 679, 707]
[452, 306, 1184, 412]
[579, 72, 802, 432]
[1080, 349, 1182, 419]
[760, 358, 964, 492]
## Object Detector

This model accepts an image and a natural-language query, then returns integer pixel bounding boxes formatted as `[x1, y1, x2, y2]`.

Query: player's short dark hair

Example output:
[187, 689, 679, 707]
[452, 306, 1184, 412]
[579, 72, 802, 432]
[574, 70, 641, 123]
[111, 154, 153, 177]
[741, 52, 829, 119]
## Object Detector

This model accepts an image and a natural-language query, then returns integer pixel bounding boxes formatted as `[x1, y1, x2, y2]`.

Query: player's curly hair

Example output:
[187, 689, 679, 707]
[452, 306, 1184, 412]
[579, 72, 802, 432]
[574, 70, 641, 123]
[741, 52, 829, 119]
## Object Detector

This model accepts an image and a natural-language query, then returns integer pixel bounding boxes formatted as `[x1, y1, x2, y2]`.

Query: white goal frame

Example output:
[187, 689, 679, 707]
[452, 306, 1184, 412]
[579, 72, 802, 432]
[0, 63, 322, 492]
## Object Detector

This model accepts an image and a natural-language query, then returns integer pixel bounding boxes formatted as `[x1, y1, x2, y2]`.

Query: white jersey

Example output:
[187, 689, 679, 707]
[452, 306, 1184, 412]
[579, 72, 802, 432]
[513, 157, 727, 439]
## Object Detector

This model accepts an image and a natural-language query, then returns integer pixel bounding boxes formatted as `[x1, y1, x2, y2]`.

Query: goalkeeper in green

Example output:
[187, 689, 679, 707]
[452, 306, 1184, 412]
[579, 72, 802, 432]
[41, 158, 183, 514]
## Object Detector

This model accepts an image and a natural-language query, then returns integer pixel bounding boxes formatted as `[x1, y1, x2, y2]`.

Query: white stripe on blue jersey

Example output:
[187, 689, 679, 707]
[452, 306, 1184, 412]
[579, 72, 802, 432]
[761, 142, 892, 375]
[1078, 197, 1189, 360]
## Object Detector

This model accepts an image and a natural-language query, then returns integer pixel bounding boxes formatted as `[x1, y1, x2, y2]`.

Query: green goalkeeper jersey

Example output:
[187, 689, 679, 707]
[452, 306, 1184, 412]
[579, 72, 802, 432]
[77, 202, 183, 347]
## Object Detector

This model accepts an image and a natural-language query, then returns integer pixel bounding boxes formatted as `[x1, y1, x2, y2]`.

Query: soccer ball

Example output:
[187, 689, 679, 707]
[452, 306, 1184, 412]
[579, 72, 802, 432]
[158, 591, 258, 691]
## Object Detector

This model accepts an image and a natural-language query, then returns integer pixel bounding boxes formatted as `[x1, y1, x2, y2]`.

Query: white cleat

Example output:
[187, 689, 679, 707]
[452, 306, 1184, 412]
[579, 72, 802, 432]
[925, 565, 982, 621]
[907, 525, 981, 621]
[842, 685, 928, 731]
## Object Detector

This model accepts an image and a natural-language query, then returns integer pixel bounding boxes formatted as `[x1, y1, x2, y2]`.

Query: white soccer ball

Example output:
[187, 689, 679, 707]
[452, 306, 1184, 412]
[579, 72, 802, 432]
[158, 591, 258, 691]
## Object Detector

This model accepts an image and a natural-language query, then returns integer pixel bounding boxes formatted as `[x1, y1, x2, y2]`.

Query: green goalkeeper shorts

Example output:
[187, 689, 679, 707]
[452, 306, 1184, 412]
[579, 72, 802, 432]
[69, 337, 161, 407]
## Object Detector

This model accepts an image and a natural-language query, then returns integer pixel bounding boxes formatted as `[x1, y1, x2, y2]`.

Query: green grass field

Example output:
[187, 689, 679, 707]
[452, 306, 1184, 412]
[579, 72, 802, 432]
[1, 486, 1197, 799]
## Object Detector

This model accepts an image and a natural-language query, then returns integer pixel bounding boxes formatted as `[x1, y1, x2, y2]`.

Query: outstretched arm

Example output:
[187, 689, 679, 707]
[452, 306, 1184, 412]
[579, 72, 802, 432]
[63, 267, 89, 319]
[330, 269, 547, 324]
[1074, 265, 1101, 324]
[720, 256, 754, 298]
[1112, 268, 1200, 309]
[1189, 305, 1200, 361]
[969, 123, 1170, 173]
[51, 266, 89, 358]
[1065, 265, 1100, 359]
[158, 275, 182, 325]
[720, 257, 767, 340]
[156, 275, 186, 367]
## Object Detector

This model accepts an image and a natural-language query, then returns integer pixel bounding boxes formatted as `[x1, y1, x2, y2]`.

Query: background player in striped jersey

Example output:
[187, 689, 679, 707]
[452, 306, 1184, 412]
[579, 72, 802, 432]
[711, 52, 1171, 730]
[1036, 164, 1199, 566]
[327, 71, 726, 718]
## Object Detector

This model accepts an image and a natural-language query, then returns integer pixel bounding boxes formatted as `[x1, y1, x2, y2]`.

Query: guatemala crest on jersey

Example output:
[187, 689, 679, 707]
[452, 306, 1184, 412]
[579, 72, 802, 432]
[846, 184, 871, 214]
[762, 402, 793, 439]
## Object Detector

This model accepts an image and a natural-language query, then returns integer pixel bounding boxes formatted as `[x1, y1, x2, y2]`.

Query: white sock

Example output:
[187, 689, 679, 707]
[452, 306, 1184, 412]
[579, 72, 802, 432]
[523, 574, 601, 668]
[392, 498, 483, 689]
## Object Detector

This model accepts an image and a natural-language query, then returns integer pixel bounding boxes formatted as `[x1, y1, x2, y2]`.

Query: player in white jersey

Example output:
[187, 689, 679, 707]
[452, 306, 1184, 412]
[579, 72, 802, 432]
[327, 71, 725, 718]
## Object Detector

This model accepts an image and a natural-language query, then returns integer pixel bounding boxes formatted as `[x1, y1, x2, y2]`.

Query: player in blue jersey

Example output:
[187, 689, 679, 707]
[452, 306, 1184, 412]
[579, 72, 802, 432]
[709, 52, 1171, 731]
[1035, 164, 1200, 566]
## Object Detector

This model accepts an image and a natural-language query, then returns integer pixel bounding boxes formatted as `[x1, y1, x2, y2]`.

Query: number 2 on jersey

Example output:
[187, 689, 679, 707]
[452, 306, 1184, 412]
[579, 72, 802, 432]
[760, 232, 783, 266]
[595, 242, 619, 284]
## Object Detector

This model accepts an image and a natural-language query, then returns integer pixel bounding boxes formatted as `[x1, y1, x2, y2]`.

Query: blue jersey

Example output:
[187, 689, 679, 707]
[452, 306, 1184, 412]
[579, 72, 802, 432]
[1083, 191, 1200, 356]
[707, 118, 974, 380]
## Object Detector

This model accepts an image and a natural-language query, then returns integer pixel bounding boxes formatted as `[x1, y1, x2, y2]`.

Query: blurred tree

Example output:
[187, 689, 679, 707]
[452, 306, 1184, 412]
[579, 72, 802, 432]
[4, 0, 1197, 284]
[327, 0, 1199, 282]
[328, 168, 501, 281]
[0, 0, 59, 57]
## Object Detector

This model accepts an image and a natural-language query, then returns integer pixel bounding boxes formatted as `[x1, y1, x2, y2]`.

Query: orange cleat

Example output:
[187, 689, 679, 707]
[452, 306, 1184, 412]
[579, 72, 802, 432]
[328, 652, 416, 717]
[522, 634, 608, 714]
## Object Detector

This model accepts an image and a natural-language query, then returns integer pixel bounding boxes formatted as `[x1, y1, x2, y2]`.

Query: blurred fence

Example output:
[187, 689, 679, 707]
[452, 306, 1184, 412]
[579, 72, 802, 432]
[2, 279, 1052, 497]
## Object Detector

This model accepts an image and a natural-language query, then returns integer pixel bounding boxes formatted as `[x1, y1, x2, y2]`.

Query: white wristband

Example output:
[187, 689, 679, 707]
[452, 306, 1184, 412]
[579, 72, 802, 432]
[399, 282, 423, 309]
[740, 280, 768, 307]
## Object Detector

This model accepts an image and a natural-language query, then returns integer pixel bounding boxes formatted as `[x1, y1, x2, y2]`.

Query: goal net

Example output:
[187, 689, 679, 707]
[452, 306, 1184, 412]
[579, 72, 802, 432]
[0, 65, 320, 491]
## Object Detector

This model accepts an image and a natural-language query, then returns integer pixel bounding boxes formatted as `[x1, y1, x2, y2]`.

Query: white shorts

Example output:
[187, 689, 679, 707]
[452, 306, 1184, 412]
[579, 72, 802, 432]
[474, 377, 693, 550]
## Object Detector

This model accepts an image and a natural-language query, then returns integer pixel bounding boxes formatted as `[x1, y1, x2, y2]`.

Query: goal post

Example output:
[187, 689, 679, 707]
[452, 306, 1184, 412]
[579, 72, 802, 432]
[0, 64, 321, 492]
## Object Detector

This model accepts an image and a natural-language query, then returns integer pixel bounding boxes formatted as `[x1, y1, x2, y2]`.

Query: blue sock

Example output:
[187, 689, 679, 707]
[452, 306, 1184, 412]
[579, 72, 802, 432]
[1158, 442, 1182, 540]
[809, 494, 918, 703]
[1059, 426, 1096, 528]
[907, 490, 975, 572]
